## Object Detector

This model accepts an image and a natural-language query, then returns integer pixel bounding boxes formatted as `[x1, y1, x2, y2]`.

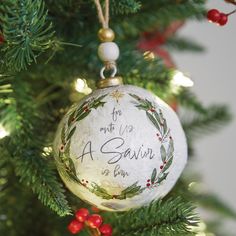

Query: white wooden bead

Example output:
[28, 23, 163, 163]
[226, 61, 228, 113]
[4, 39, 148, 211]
[98, 42, 120, 62]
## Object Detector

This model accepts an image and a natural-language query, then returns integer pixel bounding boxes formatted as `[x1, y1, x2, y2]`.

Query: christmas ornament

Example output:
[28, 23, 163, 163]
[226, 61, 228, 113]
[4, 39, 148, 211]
[54, 0, 187, 212]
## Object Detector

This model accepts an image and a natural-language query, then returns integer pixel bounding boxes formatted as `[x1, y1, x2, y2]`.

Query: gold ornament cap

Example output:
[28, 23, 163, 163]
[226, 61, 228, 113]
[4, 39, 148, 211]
[98, 28, 115, 42]
[97, 76, 123, 89]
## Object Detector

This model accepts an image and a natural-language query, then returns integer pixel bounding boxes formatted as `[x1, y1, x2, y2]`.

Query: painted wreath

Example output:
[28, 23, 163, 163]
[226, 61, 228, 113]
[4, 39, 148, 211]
[55, 91, 174, 200]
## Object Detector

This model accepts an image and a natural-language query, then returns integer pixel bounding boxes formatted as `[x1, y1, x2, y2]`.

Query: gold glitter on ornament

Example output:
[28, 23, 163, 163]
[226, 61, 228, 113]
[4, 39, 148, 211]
[110, 90, 124, 103]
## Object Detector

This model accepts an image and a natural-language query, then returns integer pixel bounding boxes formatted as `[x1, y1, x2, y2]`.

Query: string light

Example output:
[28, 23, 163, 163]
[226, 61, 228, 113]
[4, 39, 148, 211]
[74, 78, 92, 95]
[172, 70, 194, 87]
[42, 146, 53, 157]
[0, 125, 9, 139]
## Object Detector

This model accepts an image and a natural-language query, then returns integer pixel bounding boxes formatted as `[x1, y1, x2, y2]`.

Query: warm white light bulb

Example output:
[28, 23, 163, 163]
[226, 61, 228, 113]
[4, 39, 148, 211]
[0, 125, 9, 139]
[75, 78, 85, 92]
[172, 71, 194, 87]
[74, 78, 92, 95]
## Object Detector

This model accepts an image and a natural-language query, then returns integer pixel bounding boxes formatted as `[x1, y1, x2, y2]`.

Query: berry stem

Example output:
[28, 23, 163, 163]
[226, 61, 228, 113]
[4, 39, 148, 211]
[227, 8, 236, 16]
[85, 222, 101, 236]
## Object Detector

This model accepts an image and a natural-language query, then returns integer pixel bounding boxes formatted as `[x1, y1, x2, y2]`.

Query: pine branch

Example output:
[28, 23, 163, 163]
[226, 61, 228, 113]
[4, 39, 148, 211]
[177, 90, 208, 115]
[195, 194, 236, 219]
[1, 0, 55, 72]
[167, 36, 204, 52]
[111, 0, 141, 15]
[110, 197, 199, 236]
[0, 78, 71, 216]
[114, 1, 206, 38]
[0, 148, 71, 235]
[120, 50, 172, 97]
[182, 105, 232, 140]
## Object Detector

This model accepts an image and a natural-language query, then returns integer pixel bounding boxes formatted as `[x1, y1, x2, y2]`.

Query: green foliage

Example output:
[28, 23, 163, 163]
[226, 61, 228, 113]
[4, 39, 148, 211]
[108, 197, 198, 236]
[195, 194, 236, 219]
[167, 36, 204, 52]
[0, 78, 71, 216]
[0, 0, 232, 235]
[177, 90, 208, 115]
[111, 0, 141, 14]
[1, 0, 54, 72]
[182, 105, 231, 140]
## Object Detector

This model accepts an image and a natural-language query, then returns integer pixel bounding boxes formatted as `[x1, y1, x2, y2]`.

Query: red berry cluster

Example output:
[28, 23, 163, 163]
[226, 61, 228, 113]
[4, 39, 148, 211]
[207, 9, 229, 26]
[68, 208, 113, 236]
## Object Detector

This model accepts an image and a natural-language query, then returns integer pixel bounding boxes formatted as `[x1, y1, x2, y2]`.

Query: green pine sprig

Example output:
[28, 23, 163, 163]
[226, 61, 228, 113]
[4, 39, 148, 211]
[110, 197, 199, 236]
[1, 0, 55, 71]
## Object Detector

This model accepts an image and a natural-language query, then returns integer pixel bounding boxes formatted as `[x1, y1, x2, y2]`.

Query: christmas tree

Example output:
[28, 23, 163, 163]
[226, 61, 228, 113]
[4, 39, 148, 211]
[0, 0, 235, 235]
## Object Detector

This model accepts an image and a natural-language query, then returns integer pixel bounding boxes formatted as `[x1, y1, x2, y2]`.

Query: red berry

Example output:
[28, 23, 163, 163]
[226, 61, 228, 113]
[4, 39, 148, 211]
[86, 214, 103, 228]
[207, 9, 221, 23]
[99, 224, 113, 235]
[218, 13, 228, 26]
[60, 144, 65, 152]
[146, 183, 151, 187]
[91, 206, 100, 213]
[75, 208, 90, 222]
[68, 219, 84, 234]
[147, 179, 150, 182]
[160, 165, 163, 170]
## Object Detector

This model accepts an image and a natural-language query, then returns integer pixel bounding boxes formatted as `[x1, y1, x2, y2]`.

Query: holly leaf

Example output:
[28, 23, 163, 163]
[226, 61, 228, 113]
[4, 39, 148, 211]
[68, 158, 77, 177]
[167, 139, 174, 158]
[144, 99, 153, 109]
[67, 126, 76, 141]
[129, 93, 142, 101]
[162, 156, 173, 172]
[160, 145, 167, 162]
[158, 172, 169, 184]
[146, 111, 161, 132]
[61, 124, 66, 144]
[64, 140, 71, 156]
[93, 101, 106, 109]
[151, 168, 157, 183]
[121, 182, 139, 194]
[76, 110, 91, 122]
[68, 109, 77, 126]
[91, 183, 113, 200]
[96, 94, 107, 102]
[136, 104, 149, 110]
[154, 112, 162, 125]
[163, 119, 168, 136]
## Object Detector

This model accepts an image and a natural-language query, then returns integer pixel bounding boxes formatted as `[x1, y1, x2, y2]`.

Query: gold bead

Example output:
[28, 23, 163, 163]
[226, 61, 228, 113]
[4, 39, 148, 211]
[98, 28, 115, 42]
[143, 51, 156, 61]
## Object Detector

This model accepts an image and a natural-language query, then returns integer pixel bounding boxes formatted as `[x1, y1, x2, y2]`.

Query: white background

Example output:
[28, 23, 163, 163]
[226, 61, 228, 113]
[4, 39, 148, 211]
[172, 0, 236, 233]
